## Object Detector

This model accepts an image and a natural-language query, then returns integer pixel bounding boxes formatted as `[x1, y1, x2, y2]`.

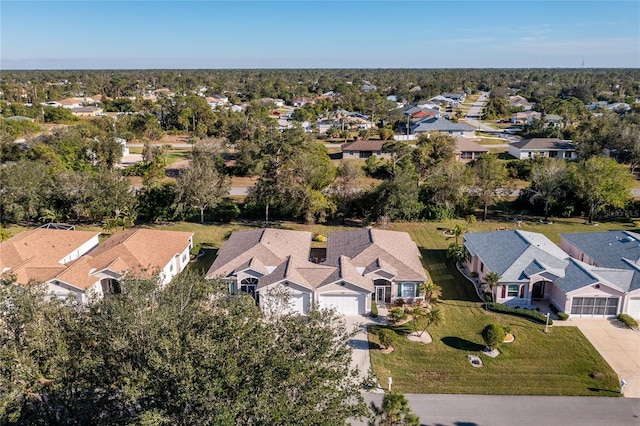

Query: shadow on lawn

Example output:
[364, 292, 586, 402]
[441, 336, 485, 352]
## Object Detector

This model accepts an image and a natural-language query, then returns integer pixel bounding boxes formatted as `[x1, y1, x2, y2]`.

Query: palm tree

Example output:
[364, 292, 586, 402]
[412, 306, 444, 338]
[418, 281, 442, 306]
[452, 224, 465, 245]
[483, 271, 501, 302]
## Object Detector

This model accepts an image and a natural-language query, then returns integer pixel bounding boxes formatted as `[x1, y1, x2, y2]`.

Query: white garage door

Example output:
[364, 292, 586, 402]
[627, 297, 640, 319]
[290, 293, 310, 315]
[319, 294, 365, 315]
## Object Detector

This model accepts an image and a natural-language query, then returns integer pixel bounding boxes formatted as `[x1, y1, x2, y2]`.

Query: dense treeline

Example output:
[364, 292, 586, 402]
[2, 68, 640, 107]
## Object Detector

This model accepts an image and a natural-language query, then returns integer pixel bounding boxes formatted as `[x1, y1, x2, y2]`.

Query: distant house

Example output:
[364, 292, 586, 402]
[1, 228, 193, 304]
[257, 98, 285, 107]
[58, 98, 85, 109]
[41, 101, 63, 108]
[404, 105, 440, 121]
[410, 116, 476, 138]
[428, 95, 459, 107]
[508, 138, 578, 160]
[442, 92, 466, 102]
[361, 83, 376, 93]
[291, 96, 315, 107]
[454, 137, 488, 163]
[509, 95, 534, 111]
[341, 140, 389, 159]
[71, 106, 103, 117]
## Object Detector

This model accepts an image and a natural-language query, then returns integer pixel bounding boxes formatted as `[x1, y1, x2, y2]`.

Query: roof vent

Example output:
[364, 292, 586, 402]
[621, 236, 635, 243]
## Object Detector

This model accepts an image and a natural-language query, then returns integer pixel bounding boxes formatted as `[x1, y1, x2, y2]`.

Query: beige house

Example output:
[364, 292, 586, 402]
[454, 137, 489, 163]
[205, 228, 427, 315]
[1, 228, 193, 304]
[341, 140, 390, 159]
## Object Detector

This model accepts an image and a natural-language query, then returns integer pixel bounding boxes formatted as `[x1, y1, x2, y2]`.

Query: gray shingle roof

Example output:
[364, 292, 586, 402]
[510, 138, 574, 151]
[411, 117, 475, 133]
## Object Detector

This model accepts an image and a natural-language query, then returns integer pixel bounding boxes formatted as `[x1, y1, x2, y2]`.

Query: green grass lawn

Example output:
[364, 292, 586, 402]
[367, 221, 621, 396]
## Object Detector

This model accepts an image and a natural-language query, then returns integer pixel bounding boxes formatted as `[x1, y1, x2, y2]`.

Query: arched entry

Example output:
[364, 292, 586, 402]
[532, 281, 547, 299]
[101, 278, 121, 295]
[373, 278, 392, 305]
[240, 277, 259, 301]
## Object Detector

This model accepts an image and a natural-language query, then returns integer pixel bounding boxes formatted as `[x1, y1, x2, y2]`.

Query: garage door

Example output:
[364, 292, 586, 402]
[570, 297, 619, 317]
[627, 297, 640, 319]
[290, 293, 310, 315]
[319, 294, 365, 315]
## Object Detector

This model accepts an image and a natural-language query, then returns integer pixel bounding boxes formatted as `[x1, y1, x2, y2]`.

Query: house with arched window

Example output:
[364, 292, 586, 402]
[205, 228, 427, 316]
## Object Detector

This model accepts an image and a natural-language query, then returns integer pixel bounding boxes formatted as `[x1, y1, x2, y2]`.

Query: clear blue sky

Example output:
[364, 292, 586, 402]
[1, 1, 638, 69]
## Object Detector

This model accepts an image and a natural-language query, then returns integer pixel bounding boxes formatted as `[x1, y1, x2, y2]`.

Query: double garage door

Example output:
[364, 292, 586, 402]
[319, 294, 366, 315]
[570, 297, 619, 317]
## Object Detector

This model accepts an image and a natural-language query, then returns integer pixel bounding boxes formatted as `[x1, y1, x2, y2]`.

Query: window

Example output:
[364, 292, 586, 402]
[169, 264, 174, 272]
[182, 254, 187, 262]
[461, 152, 473, 159]
[507, 285, 519, 297]
[401, 283, 415, 298]
[480, 263, 484, 273]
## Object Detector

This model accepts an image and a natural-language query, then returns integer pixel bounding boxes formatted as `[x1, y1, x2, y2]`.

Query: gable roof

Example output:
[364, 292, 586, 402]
[325, 229, 426, 282]
[205, 228, 312, 279]
[510, 138, 575, 151]
[0, 229, 99, 285]
[55, 229, 193, 289]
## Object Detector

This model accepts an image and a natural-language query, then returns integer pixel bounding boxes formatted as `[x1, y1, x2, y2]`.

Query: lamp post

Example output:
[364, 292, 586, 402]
[544, 312, 550, 333]
[387, 376, 392, 391]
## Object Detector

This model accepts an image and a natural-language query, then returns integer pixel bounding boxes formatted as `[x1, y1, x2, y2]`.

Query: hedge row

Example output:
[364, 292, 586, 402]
[617, 313, 638, 330]
[485, 302, 552, 325]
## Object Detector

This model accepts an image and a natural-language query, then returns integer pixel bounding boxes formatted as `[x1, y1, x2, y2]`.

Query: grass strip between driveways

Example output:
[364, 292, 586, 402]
[368, 222, 620, 396]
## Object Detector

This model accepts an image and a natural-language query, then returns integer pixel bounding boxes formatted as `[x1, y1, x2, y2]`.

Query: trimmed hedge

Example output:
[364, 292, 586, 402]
[557, 312, 569, 321]
[371, 300, 379, 318]
[485, 302, 552, 325]
[618, 313, 638, 330]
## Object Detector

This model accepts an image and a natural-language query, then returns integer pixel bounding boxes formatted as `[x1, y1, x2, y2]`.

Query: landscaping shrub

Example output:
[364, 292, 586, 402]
[618, 313, 638, 329]
[371, 300, 379, 318]
[378, 329, 397, 349]
[481, 324, 505, 350]
[389, 307, 407, 323]
[557, 312, 569, 321]
[394, 298, 405, 307]
[485, 302, 552, 325]
[484, 292, 493, 303]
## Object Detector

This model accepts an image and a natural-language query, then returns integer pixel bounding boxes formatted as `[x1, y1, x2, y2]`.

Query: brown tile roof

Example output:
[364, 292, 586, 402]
[325, 229, 426, 282]
[54, 229, 193, 290]
[341, 140, 386, 152]
[455, 137, 489, 154]
[0, 229, 100, 284]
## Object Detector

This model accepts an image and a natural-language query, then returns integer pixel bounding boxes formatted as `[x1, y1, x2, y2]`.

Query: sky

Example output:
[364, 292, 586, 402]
[1, 0, 639, 69]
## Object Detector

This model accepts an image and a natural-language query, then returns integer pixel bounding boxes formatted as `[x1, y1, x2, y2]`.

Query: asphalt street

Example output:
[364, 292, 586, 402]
[353, 393, 640, 426]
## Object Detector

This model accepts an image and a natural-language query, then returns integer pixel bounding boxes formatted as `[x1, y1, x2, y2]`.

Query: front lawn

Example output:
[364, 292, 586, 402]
[368, 221, 621, 396]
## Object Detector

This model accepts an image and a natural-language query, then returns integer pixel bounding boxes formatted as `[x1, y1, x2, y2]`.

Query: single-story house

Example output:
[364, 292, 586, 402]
[59, 98, 85, 109]
[454, 137, 489, 163]
[71, 106, 103, 117]
[205, 228, 427, 315]
[509, 95, 533, 111]
[508, 138, 578, 160]
[463, 230, 640, 318]
[1, 227, 193, 304]
[342, 140, 389, 159]
[410, 116, 476, 138]
[291, 96, 315, 107]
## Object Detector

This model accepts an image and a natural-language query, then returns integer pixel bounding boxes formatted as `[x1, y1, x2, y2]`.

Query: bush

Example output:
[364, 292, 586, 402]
[388, 307, 407, 323]
[371, 300, 378, 318]
[484, 292, 493, 303]
[618, 313, 638, 329]
[394, 298, 405, 307]
[470, 272, 479, 278]
[557, 312, 569, 321]
[312, 233, 327, 242]
[485, 302, 552, 325]
[481, 324, 505, 350]
[378, 329, 397, 349]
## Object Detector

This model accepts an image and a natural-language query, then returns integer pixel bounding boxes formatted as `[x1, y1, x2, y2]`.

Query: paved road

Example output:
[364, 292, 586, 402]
[353, 394, 640, 426]
[465, 92, 503, 133]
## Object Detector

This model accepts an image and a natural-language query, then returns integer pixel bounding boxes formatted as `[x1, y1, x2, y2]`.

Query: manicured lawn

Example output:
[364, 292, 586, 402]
[367, 221, 622, 396]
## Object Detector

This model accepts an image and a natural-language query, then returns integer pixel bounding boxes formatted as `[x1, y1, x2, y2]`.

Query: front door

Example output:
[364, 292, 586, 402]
[532, 281, 545, 299]
[376, 286, 385, 304]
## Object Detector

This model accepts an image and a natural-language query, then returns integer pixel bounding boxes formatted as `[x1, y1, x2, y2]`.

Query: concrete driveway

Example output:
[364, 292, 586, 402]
[560, 318, 640, 397]
[344, 315, 386, 393]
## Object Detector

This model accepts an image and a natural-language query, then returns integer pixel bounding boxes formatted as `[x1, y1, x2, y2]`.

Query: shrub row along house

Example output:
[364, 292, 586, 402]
[205, 228, 427, 315]
[0, 227, 193, 303]
[464, 230, 640, 318]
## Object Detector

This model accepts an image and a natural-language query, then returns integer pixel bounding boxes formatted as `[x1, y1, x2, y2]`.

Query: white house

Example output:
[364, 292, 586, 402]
[508, 138, 578, 160]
